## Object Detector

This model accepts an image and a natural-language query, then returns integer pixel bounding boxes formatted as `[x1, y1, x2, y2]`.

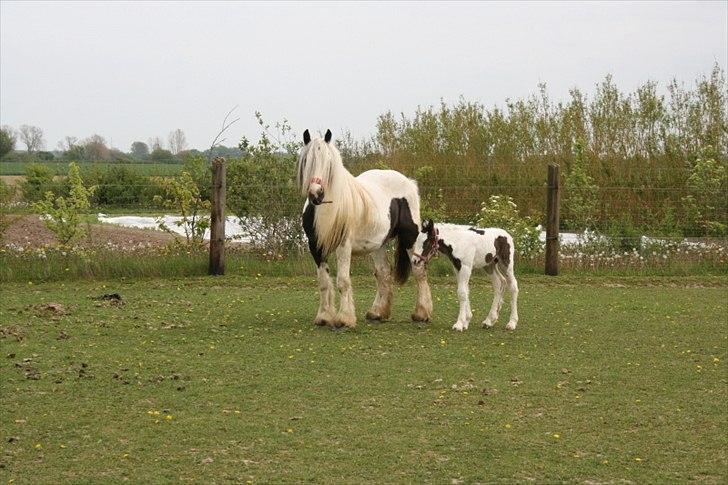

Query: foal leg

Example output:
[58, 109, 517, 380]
[505, 268, 519, 331]
[334, 241, 356, 328]
[411, 253, 433, 322]
[314, 262, 336, 327]
[453, 264, 473, 331]
[366, 247, 393, 321]
[482, 270, 505, 328]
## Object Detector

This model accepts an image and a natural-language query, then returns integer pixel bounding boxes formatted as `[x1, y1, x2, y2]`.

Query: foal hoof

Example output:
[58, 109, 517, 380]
[314, 319, 329, 327]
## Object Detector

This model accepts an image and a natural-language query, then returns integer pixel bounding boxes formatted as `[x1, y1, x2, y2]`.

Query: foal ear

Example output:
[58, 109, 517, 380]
[422, 218, 433, 234]
[303, 129, 311, 145]
[324, 129, 332, 143]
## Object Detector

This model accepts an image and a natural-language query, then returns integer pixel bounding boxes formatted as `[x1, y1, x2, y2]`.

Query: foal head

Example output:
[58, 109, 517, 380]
[297, 129, 337, 206]
[412, 219, 439, 266]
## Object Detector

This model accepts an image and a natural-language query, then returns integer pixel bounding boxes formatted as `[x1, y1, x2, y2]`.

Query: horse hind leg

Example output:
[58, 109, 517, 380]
[482, 269, 505, 328]
[314, 263, 336, 327]
[366, 247, 393, 321]
[505, 267, 519, 331]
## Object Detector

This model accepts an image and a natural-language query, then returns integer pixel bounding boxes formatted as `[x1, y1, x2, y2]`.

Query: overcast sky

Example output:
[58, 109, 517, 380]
[1, 0, 726, 152]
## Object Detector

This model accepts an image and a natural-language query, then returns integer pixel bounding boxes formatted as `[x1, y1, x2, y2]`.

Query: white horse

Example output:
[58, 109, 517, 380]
[297, 129, 433, 329]
[412, 219, 519, 331]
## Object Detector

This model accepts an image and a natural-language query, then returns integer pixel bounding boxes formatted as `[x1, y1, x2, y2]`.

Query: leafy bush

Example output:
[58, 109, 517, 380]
[153, 171, 210, 247]
[32, 162, 95, 247]
[680, 157, 727, 236]
[0, 179, 17, 241]
[563, 141, 599, 230]
[475, 195, 541, 258]
[227, 113, 302, 256]
[22, 163, 61, 202]
[84, 165, 157, 208]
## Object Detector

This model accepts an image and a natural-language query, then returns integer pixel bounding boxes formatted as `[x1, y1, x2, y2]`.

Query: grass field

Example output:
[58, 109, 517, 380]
[1, 274, 726, 483]
[0, 161, 182, 177]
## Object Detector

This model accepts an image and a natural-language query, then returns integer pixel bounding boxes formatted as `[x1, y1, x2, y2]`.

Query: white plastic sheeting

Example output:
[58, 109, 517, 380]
[97, 214, 250, 242]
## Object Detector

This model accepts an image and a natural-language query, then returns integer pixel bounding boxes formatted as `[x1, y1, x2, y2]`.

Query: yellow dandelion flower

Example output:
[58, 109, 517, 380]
[552, 433, 560, 439]
[165, 415, 174, 421]
[35, 443, 42, 449]
[505, 424, 511, 429]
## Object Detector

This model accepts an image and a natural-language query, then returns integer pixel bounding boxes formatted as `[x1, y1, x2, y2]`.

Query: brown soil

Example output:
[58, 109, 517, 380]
[3, 215, 177, 249]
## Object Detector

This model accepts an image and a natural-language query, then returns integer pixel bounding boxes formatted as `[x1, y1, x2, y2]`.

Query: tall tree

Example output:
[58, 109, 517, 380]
[168, 129, 188, 155]
[19, 125, 45, 152]
[148, 137, 164, 151]
[57, 136, 78, 152]
[83, 134, 110, 160]
[130, 141, 150, 160]
[0, 126, 16, 159]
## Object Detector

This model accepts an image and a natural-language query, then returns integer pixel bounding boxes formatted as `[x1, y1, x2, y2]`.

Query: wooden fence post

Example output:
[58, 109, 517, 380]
[209, 157, 226, 276]
[545, 164, 560, 276]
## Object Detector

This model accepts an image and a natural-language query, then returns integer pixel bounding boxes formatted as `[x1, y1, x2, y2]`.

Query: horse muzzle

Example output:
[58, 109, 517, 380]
[308, 189, 325, 206]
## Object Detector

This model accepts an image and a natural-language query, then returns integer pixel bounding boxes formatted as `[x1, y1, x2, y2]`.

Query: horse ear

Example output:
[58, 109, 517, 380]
[303, 129, 311, 145]
[324, 129, 332, 143]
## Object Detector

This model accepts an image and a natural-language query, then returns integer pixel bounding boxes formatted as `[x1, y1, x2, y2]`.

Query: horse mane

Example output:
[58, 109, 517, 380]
[297, 138, 373, 257]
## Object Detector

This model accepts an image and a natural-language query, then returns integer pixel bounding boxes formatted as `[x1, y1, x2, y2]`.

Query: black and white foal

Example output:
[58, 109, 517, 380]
[412, 220, 519, 331]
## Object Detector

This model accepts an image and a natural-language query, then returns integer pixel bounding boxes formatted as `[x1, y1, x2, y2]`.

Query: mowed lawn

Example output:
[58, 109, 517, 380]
[1, 275, 726, 483]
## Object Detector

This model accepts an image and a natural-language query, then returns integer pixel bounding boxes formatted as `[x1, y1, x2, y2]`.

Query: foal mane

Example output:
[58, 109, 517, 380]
[297, 137, 373, 257]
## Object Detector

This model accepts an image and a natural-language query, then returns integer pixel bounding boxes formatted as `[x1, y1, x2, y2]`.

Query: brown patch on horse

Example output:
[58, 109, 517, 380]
[494, 236, 511, 266]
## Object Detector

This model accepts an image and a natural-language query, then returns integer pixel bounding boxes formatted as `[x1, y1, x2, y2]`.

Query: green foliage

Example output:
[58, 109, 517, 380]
[31, 162, 95, 247]
[21, 163, 60, 202]
[680, 157, 728, 236]
[414, 165, 448, 222]
[563, 141, 599, 230]
[0, 127, 15, 159]
[475, 195, 542, 258]
[0, 179, 17, 241]
[359, 65, 728, 235]
[130, 141, 150, 160]
[153, 171, 211, 246]
[83, 165, 160, 208]
[227, 113, 301, 256]
[149, 147, 178, 163]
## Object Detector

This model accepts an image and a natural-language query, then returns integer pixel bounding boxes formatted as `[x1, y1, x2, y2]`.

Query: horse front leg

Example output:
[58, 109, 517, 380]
[366, 246, 393, 321]
[410, 251, 433, 322]
[314, 262, 336, 327]
[334, 241, 357, 328]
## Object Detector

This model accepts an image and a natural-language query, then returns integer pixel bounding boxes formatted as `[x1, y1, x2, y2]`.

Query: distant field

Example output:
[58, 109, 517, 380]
[0, 161, 183, 176]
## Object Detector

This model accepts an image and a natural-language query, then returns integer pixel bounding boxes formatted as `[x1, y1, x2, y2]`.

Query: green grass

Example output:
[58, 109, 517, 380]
[0, 161, 182, 177]
[2, 247, 726, 284]
[1, 275, 726, 483]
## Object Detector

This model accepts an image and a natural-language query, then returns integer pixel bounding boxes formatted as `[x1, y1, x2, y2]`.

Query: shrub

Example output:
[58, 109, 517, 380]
[0, 179, 17, 241]
[475, 195, 541, 258]
[153, 171, 210, 247]
[22, 163, 60, 202]
[227, 113, 302, 256]
[680, 156, 727, 236]
[32, 162, 95, 247]
[563, 141, 599, 230]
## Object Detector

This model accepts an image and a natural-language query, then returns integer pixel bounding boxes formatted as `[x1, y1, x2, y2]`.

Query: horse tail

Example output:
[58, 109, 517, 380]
[392, 196, 419, 284]
[394, 235, 413, 284]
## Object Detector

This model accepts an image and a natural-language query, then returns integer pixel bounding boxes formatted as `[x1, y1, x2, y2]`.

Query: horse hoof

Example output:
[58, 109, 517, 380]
[314, 319, 329, 327]
[365, 311, 384, 322]
[482, 318, 495, 328]
[331, 325, 349, 333]
[505, 321, 517, 331]
[411, 313, 430, 323]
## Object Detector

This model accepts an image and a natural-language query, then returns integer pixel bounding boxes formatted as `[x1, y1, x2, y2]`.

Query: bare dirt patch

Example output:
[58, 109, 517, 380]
[3, 215, 176, 249]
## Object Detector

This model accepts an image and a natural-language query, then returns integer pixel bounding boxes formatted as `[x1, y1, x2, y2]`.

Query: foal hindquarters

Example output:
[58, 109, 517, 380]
[481, 260, 519, 331]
